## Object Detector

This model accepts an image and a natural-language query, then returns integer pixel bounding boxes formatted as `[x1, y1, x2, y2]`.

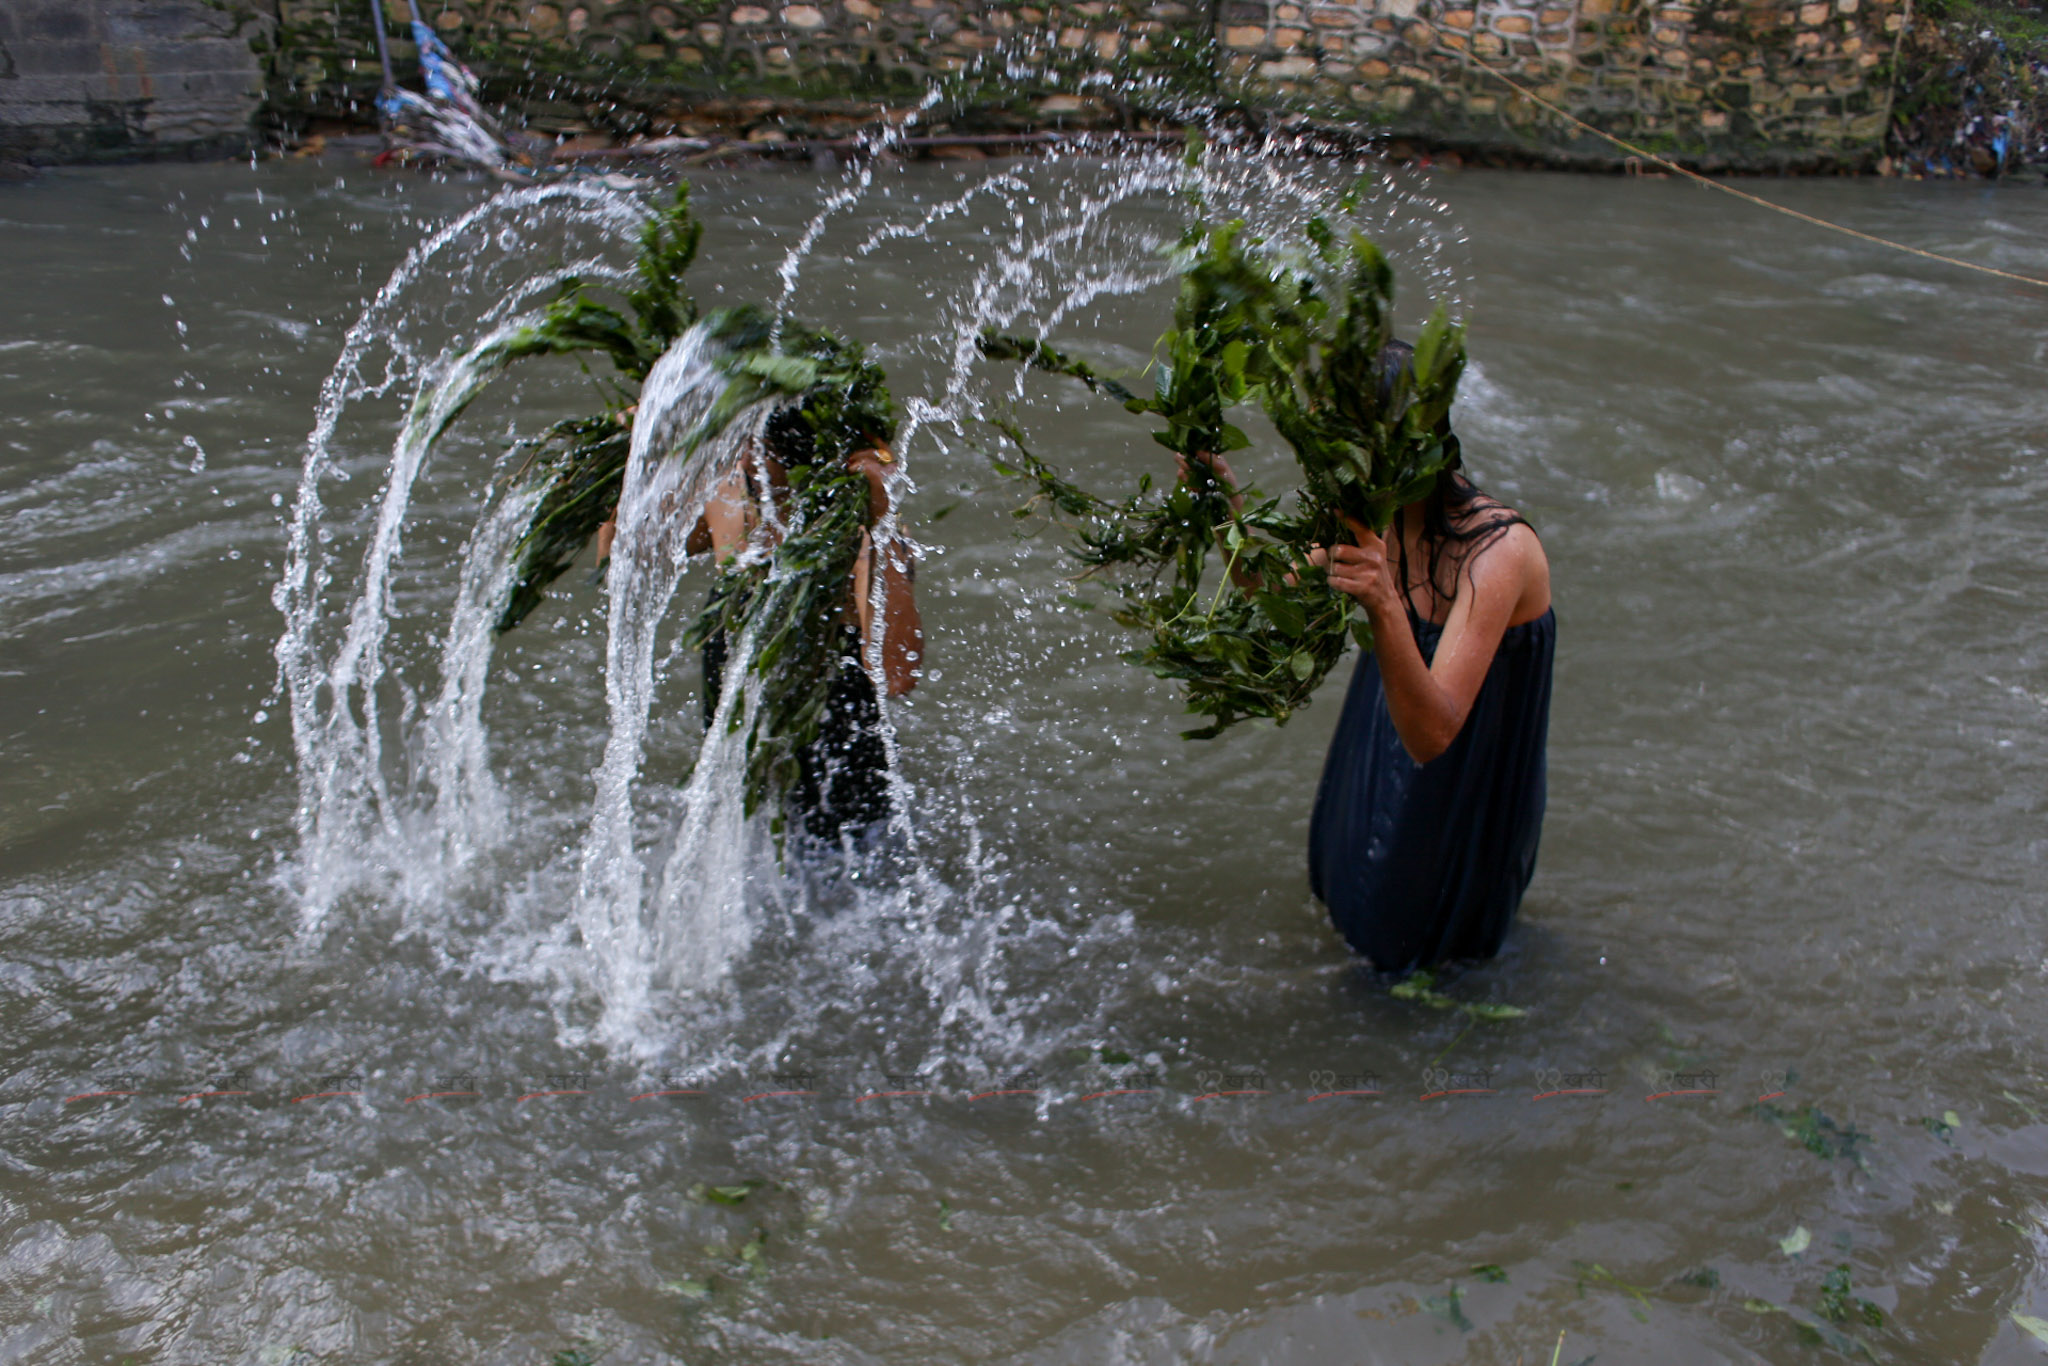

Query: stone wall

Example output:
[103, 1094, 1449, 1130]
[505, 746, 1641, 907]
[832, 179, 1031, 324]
[258, 0, 1905, 166]
[1, 0, 1918, 167]
[267, 0, 1215, 138]
[0, 0, 270, 162]
[1220, 0, 1908, 168]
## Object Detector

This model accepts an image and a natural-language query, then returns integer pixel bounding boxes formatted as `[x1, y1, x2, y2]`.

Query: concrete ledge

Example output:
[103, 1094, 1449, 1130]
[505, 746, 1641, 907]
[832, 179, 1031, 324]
[0, 0, 266, 162]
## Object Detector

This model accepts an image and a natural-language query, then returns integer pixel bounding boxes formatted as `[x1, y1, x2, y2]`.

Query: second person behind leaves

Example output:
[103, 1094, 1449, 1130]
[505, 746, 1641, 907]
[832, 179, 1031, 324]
[599, 403, 921, 853]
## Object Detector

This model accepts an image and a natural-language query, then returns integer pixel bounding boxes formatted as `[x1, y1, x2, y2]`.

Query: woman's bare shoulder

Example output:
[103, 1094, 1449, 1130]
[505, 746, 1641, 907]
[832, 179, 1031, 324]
[1463, 507, 1549, 622]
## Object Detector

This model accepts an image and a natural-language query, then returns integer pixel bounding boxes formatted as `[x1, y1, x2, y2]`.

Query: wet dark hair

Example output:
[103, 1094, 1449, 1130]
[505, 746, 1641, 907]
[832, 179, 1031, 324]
[763, 404, 817, 467]
[1377, 340, 1527, 621]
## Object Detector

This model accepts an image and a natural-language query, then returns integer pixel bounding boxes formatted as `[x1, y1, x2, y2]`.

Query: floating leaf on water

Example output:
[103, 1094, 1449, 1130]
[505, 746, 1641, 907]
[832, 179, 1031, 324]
[1389, 970, 1441, 1004]
[1470, 1263, 1509, 1283]
[1390, 971, 1457, 1011]
[1817, 1264, 1855, 1323]
[2012, 1311, 2048, 1344]
[1386, 969, 1524, 1022]
[1944, 1109, 1963, 1130]
[1677, 1266, 1720, 1289]
[696, 1180, 764, 1206]
[1755, 1101, 1871, 1166]
[664, 1278, 712, 1300]
[938, 1199, 954, 1232]
[1779, 1226, 1812, 1256]
[1743, 1298, 1785, 1315]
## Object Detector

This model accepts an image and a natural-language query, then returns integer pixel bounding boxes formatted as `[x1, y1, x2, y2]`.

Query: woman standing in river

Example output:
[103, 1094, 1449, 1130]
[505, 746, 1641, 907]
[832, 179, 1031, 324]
[1195, 346, 1554, 973]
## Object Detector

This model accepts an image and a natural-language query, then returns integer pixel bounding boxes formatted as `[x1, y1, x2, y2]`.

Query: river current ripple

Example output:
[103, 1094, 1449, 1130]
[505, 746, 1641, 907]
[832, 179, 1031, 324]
[1, 158, 2046, 1363]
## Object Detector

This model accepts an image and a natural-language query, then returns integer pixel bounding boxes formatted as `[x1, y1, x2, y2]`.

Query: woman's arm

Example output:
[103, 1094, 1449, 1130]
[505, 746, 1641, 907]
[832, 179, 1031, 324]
[698, 467, 753, 561]
[849, 446, 922, 696]
[1315, 515, 1536, 764]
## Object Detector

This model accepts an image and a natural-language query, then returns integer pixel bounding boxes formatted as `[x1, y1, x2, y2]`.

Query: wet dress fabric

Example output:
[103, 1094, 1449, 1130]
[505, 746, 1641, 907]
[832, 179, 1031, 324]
[702, 625, 893, 846]
[1307, 604, 1555, 973]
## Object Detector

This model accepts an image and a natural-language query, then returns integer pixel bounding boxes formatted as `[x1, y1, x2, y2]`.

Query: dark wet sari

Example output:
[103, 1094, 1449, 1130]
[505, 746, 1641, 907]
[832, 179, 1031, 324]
[702, 625, 893, 845]
[1307, 605, 1555, 972]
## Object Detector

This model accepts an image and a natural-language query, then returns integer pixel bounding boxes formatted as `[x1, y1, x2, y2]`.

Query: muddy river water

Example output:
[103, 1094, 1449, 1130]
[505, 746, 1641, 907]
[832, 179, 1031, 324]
[3, 152, 2047, 1363]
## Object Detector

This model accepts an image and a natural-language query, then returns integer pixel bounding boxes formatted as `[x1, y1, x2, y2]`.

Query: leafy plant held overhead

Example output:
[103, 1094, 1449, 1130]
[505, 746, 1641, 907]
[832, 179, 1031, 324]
[417, 179, 899, 818]
[981, 166, 1467, 739]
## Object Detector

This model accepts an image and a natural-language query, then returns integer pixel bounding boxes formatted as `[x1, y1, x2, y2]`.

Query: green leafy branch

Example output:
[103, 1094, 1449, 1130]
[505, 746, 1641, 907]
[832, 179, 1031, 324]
[979, 170, 1467, 740]
[414, 177, 899, 819]
[676, 305, 896, 820]
[483, 180, 704, 633]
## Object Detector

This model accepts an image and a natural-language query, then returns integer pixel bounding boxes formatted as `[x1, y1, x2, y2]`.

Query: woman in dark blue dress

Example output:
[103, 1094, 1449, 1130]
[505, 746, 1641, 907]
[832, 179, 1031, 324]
[1302, 467, 1553, 973]
[1196, 356, 1554, 974]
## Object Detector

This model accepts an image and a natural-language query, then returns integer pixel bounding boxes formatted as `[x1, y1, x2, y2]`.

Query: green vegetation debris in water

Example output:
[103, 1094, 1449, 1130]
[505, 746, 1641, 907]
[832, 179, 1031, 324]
[1920, 1108, 1963, 1141]
[691, 1178, 768, 1206]
[1753, 1100, 1872, 1168]
[1573, 1261, 1653, 1323]
[1390, 968, 1527, 1022]
[1816, 1263, 1885, 1328]
[1422, 1281, 1472, 1331]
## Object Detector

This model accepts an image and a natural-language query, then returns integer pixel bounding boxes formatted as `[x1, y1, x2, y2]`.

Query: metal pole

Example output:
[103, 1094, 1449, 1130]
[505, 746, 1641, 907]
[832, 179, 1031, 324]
[368, 0, 397, 132]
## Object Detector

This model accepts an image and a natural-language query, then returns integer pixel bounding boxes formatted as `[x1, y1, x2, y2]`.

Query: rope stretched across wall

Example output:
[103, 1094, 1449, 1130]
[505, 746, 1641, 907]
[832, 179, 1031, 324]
[1456, 51, 2048, 293]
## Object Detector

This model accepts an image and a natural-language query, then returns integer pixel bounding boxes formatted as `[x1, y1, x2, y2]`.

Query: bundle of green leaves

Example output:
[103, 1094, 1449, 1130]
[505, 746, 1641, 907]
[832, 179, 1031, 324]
[980, 194, 1467, 739]
[446, 181, 898, 817]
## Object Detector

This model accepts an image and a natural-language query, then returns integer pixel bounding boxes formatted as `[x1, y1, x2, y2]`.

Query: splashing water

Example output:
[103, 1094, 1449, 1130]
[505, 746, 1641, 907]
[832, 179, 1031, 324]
[571, 325, 780, 1039]
[274, 179, 649, 921]
[273, 133, 1470, 1070]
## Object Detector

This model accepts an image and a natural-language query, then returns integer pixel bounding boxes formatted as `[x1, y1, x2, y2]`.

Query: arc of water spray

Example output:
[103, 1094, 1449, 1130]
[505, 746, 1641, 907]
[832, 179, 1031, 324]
[275, 181, 647, 922]
[573, 328, 778, 1042]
